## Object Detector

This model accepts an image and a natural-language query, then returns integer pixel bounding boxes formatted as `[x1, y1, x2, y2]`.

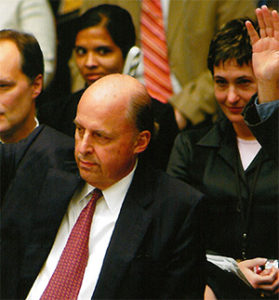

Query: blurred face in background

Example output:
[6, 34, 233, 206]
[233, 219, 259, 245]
[74, 25, 124, 86]
[0, 40, 41, 142]
[213, 59, 257, 125]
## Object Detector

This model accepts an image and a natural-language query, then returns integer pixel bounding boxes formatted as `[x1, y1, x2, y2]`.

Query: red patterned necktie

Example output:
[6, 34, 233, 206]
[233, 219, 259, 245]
[40, 188, 103, 299]
[141, 0, 173, 103]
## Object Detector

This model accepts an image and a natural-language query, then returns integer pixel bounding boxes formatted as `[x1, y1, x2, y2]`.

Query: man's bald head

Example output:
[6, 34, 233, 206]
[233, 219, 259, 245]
[74, 74, 154, 189]
[79, 73, 154, 135]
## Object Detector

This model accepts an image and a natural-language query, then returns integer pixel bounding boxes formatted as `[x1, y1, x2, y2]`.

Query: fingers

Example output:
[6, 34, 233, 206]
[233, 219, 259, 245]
[258, 268, 277, 284]
[259, 281, 279, 295]
[250, 257, 268, 267]
[256, 6, 267, 38]
[272, 9, 279, 40]
[259, 5, 273, 37]
[256, 5, 279, 40]
[257, 268, 279, 292]
[239, 259, 279, 296]
[245, 20, 260, 45]
[239, 257, 267, 269]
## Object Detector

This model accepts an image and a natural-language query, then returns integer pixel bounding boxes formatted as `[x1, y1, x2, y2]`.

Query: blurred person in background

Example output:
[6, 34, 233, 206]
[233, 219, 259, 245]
[0, 0, 56, 87]
[0, 30, 43, 143]
[76, 0, 256, 129]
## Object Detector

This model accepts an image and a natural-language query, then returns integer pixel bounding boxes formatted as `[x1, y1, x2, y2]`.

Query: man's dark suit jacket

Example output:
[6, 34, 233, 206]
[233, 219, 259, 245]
[0, 125, 205, 299]
[38, 89, 179, 170]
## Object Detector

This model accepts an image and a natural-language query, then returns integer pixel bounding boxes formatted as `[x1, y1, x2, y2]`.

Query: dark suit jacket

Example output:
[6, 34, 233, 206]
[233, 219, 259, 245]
[168, 110, 278, 259]
[167, 100, 278, 299]
[1, 125, 205, 299]
[38, 89, 179, 170]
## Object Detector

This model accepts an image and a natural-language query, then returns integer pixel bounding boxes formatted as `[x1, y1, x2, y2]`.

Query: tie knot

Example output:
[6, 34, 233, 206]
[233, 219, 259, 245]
[91, 188, 103, 201]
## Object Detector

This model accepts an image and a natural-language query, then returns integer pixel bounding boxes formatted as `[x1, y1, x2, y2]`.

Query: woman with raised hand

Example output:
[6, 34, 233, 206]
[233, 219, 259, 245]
[168, 9, 279, 299]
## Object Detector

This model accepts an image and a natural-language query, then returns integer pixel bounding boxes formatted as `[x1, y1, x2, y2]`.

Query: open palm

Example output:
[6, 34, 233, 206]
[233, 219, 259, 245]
[246, 6, 279, 81]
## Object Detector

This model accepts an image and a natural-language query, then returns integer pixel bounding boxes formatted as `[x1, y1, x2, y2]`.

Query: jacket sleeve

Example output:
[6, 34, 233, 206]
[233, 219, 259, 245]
[0, 126, 44, 204]
[167, 132, 194, 183]
[164, 192, 206, 299]
[0, 143, 17, 204]
[243, 98, 279, 162]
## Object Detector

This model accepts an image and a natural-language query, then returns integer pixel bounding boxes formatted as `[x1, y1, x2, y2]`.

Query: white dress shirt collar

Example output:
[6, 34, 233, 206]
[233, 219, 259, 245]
[78, 159, 138, 215]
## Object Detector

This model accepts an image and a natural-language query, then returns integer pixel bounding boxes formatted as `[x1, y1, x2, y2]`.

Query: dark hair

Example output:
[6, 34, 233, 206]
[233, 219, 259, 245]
[77, 4, 136, 59]
[207, 18, 258, 74]
[265, 0, 279, 10]
[129, 91, 154, 138]
[0, 29, 44, 82]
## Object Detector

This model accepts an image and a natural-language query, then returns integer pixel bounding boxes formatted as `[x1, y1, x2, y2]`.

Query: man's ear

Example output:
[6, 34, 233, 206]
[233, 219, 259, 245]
[133, 130, 151, 154]
[31, 74, 43, 99]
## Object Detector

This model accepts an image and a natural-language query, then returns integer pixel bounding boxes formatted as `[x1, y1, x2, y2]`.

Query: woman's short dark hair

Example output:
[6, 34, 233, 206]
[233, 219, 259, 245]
[77, 4, 136, 59]
[207, 18, 258, 74]
[0, 29, 44, 82]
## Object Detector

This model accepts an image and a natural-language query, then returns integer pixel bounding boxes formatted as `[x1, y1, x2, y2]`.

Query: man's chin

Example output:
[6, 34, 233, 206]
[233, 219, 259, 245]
[79, 167, 99, 180]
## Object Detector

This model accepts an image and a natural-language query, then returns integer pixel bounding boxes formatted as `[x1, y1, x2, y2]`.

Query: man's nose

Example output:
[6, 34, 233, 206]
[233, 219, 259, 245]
[79, 132, 94, 154]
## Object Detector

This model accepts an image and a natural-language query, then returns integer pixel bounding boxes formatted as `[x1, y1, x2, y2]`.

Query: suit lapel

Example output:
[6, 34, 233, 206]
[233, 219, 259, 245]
[217, 136, 238, 169]
[23, 167, 82, 286]
[93, 162, 155, 298]
[33, 168, 81, 244]
[198, 119, 238, 170]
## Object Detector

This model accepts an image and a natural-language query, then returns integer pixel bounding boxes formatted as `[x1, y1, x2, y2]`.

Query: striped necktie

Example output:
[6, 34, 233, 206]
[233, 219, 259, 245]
[141, 0, 173, 103]
[40, 188, 103, 299]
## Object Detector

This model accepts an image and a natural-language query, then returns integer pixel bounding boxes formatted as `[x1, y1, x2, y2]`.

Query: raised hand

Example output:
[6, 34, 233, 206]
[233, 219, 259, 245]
[246, 5, 279, 102]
